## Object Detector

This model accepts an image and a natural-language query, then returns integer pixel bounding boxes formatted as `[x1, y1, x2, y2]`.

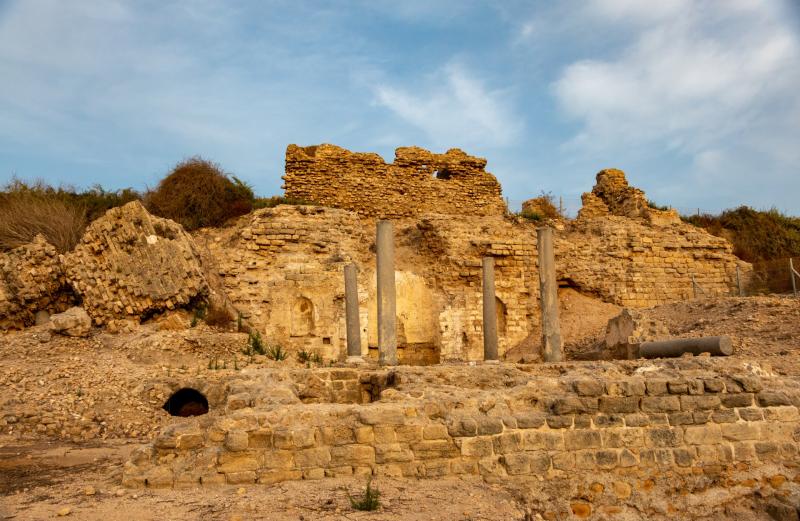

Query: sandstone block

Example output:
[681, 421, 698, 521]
[293, 447, 331, 468]
[476, 417, 504, 435]
[492, 432, 523, 454]
[523, 430, 564, 451]
[645, 427, 682, 447]
[330, 444, 375, 466]
[225, 430, 249, 452]
[721, 423, 761, 441]
[217, 453, 258, 473]
[376, 443, 415, 463]
[422, 424, 449, 440]
[680, 395, 721, 411]
[641, 396, 680, 413]
[514, 412, 546, 429]
[564, 429, 602, 450]
[448, 417, 478, 437]
[684, 424, 722, 445]
[49, 307, 92, 337]
[599, 396, 639, 414]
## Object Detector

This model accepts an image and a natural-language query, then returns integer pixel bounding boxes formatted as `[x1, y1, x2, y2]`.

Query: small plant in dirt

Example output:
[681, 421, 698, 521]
[297, 350, 324, 366]
[266, 344, 288, 361]
[244, 331, 266, 356]
[349, 477, 381, 511]
[518, 209, 542, 222]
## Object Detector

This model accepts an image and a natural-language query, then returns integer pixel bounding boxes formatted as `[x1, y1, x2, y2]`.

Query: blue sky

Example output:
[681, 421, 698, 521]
[1, 0, 799, 215]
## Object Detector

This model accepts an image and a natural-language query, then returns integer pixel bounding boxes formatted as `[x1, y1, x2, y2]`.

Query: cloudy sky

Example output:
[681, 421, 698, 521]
[1, 0, 798, 214]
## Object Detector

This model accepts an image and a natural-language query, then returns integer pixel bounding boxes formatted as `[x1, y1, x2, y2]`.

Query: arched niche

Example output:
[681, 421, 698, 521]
[290, 296, 315, 337]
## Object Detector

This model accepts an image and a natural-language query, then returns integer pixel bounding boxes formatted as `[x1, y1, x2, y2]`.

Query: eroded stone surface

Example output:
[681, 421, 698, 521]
[64, 201, 208, 325]
[0, 234, 72, 329]
[283, 144, 506, 219]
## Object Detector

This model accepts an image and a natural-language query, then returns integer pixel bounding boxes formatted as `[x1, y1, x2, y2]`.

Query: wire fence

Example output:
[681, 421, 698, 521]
[748, 256, 800, 296]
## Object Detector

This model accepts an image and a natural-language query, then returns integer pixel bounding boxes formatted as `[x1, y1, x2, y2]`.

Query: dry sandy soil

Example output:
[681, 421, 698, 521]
[1, 294, 798, 520]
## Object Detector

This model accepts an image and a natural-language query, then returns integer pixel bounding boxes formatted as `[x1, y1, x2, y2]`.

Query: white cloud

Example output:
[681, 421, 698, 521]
[553, 1, 800, 166]
[374, 64, 523, 148]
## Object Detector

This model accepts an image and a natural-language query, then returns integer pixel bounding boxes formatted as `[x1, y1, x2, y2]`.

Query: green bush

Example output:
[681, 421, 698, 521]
[145, 157, 254, 230]
[349, 478, 380, 511]
[266, 343, 288, 361]
[684, 206, 800, 262]
[253, 195, 313, 209]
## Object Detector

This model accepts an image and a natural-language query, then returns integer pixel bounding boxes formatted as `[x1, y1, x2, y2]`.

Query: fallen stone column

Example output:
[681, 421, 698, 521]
[344, 263, 363, 363]
[481, 257, 498, 362]
[376, 220, 398, 366]
[639, 336, 733, 358]
[537, 227, 563, 362]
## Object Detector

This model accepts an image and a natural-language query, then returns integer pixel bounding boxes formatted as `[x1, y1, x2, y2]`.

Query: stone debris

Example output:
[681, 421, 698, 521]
[64, 201, 208, 325]
[49, 306, 92, 337]
[0, 234, 72, 329]
[604, 309, 671, 359]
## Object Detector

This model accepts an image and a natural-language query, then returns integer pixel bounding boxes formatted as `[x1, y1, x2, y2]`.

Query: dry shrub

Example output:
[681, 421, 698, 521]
[0, 190, 87, 252]
[684, 206, 800, 262]
[145, 157, 254, 230]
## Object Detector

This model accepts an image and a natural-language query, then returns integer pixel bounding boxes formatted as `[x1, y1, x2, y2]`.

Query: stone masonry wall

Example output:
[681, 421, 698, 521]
[558, 216, 744, 307]
[282, 144, 506, 219]
[198, 207, 537, 363]
[123, 363, 800, 518]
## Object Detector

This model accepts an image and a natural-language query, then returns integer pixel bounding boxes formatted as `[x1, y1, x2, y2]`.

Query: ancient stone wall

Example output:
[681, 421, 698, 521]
[122, 362, 800, 518]
[199, 206, 538, 363]
[282, 144, 506, 218]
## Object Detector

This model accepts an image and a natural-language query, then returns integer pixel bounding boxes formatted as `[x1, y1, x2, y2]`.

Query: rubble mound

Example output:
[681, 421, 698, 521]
[0, 234, 72, 329]
[64, 201, 208, 325]
[578, 168, 681, 226]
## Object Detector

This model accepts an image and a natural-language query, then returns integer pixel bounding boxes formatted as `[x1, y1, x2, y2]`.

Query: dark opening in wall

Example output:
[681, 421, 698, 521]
[162, 388, 209, 417]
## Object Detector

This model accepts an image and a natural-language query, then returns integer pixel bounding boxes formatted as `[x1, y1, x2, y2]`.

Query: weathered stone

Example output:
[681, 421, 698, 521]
[49, 307, 92, 337]
[64, 202, 208, 324]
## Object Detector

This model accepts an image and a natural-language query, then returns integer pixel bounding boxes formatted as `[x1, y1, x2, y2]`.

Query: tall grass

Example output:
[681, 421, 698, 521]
[0, 184, 87, 252]
[0, 179, 142, 252]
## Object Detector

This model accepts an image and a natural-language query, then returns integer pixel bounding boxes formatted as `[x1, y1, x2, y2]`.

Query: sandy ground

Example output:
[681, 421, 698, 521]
[0, 437, 525, 521]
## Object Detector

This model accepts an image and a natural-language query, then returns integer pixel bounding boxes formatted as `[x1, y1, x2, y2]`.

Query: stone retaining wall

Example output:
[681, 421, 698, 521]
[122, 364, 800, 517]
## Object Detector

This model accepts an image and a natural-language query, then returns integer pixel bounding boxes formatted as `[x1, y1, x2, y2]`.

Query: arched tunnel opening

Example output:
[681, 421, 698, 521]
[162, 388, 209, 417]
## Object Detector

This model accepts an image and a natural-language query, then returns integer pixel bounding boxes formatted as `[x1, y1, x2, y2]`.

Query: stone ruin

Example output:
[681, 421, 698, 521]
[282, 144, 506, 218]
[5, 144, 797, 517]
[0, 145, 749, 364]
[0, 201, 209, 333]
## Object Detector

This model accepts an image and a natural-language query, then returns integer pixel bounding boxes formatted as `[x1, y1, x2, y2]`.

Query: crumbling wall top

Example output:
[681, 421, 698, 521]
[283, 144, 505, 218]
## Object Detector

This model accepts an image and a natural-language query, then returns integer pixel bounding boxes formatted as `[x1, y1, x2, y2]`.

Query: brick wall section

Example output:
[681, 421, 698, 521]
[282, 144, 506, 219]
[123, 365, 800, 517]
[557, 216, 744, 307]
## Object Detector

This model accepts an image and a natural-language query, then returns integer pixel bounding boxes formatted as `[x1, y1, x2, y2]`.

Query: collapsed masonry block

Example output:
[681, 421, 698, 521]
[0, 234, 72, 329]
[64, 201, 208, 325]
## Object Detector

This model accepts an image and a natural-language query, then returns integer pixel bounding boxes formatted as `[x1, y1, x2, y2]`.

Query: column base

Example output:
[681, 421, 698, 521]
[346, 356, 366, 364]
[483, 359, 500, 364]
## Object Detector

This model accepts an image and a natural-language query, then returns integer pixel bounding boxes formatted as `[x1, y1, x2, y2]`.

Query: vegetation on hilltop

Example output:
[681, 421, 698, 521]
[0, 179, 141, 252]
[144, 156, 254, 230]
[683, 206, 800, 263]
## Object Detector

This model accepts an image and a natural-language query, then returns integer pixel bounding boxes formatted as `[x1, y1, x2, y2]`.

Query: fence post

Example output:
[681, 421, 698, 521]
[791, 258, 798, 297]
[736, 266, 743, 297]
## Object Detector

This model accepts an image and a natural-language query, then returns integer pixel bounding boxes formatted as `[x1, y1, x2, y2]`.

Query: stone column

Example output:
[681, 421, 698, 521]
[344, 263, 363, 363]
[376, 220, 398, 366]
[537, 227, 563, 362]
[482, 257, 499, 362]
